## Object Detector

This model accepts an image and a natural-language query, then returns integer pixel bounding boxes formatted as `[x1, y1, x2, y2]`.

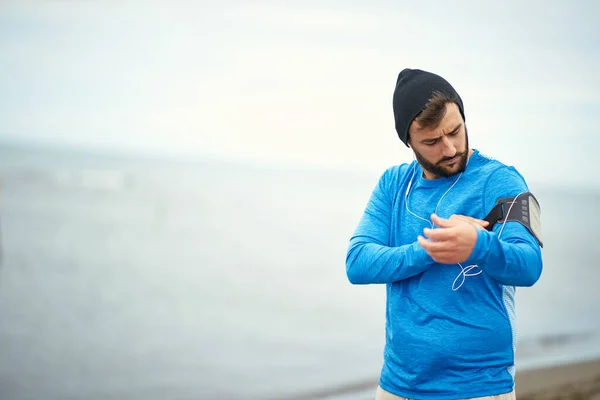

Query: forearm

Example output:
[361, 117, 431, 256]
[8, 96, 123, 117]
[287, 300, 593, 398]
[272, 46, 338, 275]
[346, 238, 433, 284]
[468, 226, 542, 286]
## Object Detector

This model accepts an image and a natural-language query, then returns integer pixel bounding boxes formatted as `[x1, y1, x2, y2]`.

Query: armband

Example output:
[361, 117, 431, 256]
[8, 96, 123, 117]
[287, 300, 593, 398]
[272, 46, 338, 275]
[483, 192, 543, 247]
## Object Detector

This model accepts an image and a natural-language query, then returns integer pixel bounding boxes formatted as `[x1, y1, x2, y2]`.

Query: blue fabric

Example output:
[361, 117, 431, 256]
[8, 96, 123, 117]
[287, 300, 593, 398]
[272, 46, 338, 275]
[346, 149, 543, 400]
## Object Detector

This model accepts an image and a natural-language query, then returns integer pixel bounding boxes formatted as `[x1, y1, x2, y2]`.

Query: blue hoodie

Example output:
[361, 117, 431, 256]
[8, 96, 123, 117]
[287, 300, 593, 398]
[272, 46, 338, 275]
[346, 149, 543, 399]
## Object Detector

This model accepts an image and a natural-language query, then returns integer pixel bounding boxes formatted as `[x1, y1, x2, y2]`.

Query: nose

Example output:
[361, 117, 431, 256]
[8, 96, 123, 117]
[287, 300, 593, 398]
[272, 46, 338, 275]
[441, 136, 457, 158]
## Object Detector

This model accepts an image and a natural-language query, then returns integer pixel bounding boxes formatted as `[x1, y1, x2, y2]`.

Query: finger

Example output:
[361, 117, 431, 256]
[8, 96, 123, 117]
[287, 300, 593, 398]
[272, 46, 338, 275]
[431, 213, 457, 228]
[469, 219, 489, 231]
[451, 215, 489, 230]
[450, 215, 470, 223]
[428, 252, 457, 264]
[418, 235, 451, 252]
[423, 227, 456, 241]
[418, 240, 456, 263]
[468, 217, 489, 227]
[461, 217, 487, 230]
[452, 214, 488, 226]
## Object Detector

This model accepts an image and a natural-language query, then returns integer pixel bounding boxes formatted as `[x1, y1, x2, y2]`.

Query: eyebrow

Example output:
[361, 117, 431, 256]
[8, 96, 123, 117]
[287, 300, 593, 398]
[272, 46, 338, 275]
[420, 123, 462, 144]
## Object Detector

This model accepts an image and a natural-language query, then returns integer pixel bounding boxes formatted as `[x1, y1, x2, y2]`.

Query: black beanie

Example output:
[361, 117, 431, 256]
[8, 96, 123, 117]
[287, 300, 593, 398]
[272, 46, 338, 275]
[392, 68, 465, 147]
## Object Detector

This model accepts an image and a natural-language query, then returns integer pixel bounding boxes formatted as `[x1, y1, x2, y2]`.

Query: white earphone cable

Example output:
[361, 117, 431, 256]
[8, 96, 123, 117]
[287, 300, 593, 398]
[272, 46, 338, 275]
[404, 163, 464, 228]
[451, 191, 526, 291]
[404, 157, 524, 290]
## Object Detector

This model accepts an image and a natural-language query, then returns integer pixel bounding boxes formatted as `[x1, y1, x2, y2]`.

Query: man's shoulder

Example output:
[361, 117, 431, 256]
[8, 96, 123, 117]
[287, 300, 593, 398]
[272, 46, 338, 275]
[385, 162, 413, 175]
[473, 150, 528, 191]
[373, 162, 414, 195]
[380, 162, 414, 182]
[474, 150, 524, 179]
[475, 150, 508, 169]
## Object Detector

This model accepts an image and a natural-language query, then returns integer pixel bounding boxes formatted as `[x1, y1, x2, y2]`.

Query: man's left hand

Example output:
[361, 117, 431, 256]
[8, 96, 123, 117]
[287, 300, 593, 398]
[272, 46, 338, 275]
[417, 214, 479, 264]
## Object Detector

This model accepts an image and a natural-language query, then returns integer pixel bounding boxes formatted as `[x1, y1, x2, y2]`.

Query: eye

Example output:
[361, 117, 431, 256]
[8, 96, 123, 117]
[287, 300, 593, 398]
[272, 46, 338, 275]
[449, 130, 460, 136]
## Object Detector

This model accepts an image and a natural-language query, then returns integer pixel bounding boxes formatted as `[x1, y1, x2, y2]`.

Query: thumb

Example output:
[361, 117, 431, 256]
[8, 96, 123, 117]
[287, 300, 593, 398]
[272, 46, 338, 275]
[431, 213, 455, 228]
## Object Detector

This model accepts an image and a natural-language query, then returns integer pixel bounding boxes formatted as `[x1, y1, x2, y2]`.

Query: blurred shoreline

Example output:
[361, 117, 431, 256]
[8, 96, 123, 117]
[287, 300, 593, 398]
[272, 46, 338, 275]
[271, 358, 600, 400]
[516, 358, 600, 399]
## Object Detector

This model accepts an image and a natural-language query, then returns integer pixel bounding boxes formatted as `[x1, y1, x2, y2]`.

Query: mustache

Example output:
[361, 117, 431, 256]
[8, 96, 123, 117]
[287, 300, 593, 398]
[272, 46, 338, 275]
[437, 151, 465, 165]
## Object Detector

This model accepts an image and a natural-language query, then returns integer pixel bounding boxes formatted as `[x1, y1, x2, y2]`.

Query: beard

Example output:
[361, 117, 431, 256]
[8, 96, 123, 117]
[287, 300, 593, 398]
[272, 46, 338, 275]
[413, 131, 470, 178]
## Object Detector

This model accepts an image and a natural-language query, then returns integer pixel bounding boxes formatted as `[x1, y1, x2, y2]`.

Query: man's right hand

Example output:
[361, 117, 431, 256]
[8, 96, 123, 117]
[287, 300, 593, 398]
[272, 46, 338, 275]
[447, 214, 489, 230]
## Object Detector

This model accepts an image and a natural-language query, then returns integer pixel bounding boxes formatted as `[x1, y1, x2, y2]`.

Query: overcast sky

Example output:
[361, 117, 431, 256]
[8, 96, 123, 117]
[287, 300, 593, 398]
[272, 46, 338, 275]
[1, 0, 598, 186]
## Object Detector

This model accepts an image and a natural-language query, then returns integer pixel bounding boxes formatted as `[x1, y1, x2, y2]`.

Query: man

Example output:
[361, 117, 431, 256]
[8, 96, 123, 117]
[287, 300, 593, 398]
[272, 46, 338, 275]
[345, 68, 543, 400]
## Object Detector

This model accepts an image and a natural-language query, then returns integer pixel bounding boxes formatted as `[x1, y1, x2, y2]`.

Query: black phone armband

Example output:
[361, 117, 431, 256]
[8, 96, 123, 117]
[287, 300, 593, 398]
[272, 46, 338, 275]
[483, 192, 543, 248]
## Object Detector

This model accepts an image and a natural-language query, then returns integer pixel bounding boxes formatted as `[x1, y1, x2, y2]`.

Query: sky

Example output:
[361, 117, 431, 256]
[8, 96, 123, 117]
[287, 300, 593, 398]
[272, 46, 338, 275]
[1, 0, 599, 186]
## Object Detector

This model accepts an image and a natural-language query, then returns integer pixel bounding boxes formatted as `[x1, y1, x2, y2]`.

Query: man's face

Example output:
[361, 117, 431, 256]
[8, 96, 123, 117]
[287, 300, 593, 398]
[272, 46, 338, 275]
[408, 102, 469, 179]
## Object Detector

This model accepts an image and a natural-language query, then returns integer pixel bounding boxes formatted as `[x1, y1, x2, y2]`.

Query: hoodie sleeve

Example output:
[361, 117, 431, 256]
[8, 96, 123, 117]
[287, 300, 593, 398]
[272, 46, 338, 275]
[466, 166, 543, 286]
[345, 167, 435, 285]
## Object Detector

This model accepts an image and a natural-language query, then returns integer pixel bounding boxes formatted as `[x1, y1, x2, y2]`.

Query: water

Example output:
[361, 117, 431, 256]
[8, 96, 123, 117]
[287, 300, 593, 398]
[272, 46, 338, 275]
[0, 144, 598, 400]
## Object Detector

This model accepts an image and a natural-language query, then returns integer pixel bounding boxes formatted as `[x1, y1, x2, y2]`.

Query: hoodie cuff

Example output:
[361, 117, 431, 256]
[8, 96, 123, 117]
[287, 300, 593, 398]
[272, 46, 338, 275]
[465, 228, 491, 266]
[412, 241, 436, 266]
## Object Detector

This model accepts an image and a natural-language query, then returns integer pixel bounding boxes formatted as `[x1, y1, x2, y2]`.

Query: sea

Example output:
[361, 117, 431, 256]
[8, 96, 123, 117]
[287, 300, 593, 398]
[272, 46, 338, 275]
[0, 143, 598, 400]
